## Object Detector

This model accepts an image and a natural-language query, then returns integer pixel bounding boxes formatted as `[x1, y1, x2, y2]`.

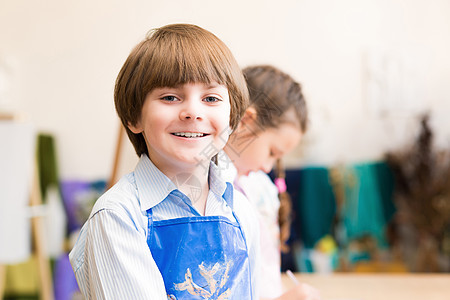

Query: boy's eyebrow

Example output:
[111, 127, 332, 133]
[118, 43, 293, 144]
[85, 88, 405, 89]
[152, 86, 183, 94]
[164, 82, 221, 89]
[153, 82, 224, 94]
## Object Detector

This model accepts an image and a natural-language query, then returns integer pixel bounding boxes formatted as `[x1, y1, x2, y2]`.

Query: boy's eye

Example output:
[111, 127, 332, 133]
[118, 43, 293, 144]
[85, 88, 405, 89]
[162, 96, 178, 102]
[204, 96, 221, 103]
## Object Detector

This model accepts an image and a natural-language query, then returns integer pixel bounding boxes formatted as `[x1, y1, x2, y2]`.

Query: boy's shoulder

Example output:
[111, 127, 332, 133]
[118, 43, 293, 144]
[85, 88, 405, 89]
[89, 173, 144, 221]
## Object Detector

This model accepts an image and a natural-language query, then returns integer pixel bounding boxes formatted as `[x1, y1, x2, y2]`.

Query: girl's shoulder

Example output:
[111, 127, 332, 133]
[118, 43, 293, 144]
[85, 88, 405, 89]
[239, 171, 278, 200]
[247, 171, 276, 186]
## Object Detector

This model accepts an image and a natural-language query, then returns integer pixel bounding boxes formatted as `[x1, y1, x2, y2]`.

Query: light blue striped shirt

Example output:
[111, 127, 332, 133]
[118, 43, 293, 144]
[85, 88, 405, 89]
[69, 154, 260, 299]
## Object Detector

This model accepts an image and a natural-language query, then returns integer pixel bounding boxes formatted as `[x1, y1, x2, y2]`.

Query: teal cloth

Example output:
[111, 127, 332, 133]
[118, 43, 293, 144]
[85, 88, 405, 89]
[294, 167, 336, 249]
[373, 162, 396, 222]
[339, 161, 396, 248]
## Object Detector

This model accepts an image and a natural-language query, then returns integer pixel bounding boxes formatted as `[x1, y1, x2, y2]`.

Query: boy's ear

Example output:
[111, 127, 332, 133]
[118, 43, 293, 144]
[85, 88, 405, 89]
[127, 121, 143, 134]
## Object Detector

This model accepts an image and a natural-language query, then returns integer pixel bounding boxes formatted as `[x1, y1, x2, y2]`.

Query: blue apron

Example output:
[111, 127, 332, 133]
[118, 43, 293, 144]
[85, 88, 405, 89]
[147, 184, 252, 299]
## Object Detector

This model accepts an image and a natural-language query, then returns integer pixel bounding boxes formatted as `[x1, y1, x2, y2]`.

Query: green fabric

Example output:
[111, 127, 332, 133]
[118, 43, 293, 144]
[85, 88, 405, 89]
[340, 161, 395, 248]
[36, 134, 59, 202]
[295, 167, 336, 249]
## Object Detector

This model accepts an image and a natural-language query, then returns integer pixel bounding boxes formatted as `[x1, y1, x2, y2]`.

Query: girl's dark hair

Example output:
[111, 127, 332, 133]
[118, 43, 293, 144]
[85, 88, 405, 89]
[243, 65, 307, 133]
[243, 65, 308, 252]
[115, 24, 249, 157]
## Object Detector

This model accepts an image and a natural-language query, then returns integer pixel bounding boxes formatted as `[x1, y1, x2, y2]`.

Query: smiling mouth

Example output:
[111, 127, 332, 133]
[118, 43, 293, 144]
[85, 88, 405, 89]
[171, 132, 209, 138]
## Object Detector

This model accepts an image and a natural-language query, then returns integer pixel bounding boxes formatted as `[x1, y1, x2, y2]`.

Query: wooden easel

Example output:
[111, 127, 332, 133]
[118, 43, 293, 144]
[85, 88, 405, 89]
[0, 113, 54, 300]
[108, 122, 139, 190]
[108, 124, 125, 189]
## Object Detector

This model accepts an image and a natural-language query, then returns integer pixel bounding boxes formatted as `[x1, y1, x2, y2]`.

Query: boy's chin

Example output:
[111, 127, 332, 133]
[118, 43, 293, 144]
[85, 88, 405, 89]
[176, 154, 213, 167]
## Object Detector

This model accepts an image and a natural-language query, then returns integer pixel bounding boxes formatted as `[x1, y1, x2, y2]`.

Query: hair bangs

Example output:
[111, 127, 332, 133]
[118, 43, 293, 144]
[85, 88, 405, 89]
[143, 28, 231, 91]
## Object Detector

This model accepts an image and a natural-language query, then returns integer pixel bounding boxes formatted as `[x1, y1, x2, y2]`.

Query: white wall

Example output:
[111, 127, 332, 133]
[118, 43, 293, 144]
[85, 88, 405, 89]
[1, 0, 449, 180]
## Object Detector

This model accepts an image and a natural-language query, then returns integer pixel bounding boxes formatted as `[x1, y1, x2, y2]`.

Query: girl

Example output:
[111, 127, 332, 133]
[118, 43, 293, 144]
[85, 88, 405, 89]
[222, 65, 321, 300]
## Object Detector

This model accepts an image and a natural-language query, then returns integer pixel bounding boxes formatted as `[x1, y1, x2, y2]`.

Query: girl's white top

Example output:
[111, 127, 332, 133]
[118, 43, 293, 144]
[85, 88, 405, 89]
[218, 151, 283, 298]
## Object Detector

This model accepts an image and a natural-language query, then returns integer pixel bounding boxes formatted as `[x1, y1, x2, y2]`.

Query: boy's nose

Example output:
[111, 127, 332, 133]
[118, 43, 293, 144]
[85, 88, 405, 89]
[180, 111, 201, 120]
[179, 101, 203, 120]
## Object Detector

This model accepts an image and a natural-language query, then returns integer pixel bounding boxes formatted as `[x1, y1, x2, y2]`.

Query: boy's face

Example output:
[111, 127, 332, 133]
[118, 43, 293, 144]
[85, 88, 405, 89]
[129, 82, 231, 174]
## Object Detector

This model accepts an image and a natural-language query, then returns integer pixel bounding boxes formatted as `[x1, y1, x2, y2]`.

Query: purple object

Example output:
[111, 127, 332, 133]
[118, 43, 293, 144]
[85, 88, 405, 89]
[60, 181, 91, 233]
[53, 253, 79, 300]
[60, 180, 106, 233]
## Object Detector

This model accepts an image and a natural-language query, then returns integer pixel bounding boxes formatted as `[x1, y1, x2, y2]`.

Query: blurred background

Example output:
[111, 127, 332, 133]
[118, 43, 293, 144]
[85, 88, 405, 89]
[1, 0, 449, 299]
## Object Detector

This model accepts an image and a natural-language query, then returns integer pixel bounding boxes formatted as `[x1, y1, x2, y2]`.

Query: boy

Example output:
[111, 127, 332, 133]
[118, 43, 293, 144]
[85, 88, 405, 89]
[70, 24, 260, 299]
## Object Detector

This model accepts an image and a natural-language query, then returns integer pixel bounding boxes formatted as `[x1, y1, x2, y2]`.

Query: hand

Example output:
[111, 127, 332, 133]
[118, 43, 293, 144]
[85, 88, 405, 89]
[275, 283, 322, 300]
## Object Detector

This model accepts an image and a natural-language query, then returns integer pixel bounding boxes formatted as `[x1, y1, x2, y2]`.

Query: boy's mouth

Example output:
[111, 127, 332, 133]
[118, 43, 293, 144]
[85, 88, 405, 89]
[171, 132, 209, 138]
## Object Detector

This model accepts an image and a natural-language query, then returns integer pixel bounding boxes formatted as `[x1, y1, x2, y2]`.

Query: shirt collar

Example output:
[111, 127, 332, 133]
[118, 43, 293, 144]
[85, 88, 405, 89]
[208, 159, 228, 197]
[134, 154, 177, 211]
[134, 154, 231, 211]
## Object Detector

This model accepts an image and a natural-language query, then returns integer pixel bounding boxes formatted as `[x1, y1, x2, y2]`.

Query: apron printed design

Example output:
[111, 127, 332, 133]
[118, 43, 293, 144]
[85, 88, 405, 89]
[170, 261, 232, 299]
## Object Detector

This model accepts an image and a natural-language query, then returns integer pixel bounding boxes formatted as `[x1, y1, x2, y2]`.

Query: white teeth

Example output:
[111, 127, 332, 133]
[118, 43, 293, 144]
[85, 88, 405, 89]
[173, 132, 205, 138]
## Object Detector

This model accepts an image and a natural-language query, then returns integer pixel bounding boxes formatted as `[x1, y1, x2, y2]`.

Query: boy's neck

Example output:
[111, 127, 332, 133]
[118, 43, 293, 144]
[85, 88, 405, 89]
[151, 158, 210, 216]
[180, 178, 209, 216]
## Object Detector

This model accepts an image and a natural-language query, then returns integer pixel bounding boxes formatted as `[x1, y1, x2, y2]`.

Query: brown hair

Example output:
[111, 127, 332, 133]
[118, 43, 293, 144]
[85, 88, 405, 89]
[115, 24, 249, 157]
[275, 159, 292, 253]
[243, 65, 308, 252]
[243, 65, 307, 133]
